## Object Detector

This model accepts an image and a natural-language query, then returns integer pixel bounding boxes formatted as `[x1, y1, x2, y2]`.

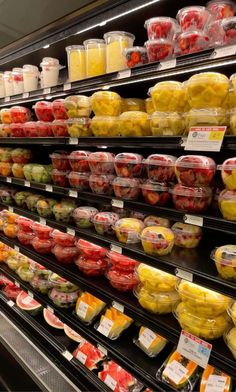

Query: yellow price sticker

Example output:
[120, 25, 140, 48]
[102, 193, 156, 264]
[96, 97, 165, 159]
[209, 131, 224, 141]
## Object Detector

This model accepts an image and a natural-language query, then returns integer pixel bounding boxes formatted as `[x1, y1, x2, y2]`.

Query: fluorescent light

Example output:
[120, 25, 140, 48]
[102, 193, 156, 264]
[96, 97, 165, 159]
[43, 44, 50, 49]
[75, 24, 100, 35]
[101, 85, 110, 90]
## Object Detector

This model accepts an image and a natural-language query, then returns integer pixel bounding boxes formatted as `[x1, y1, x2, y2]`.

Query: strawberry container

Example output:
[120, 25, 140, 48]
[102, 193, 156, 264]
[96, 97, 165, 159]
[112, 177, 141, 200]
[17, 217, 33, 232]
[177, 31, 209, 55]
[207, 0, 235, 20]
[114, 152, 143, 178]
[175, 155, 216, 187]
[36, 121, 53, 137]
[106, 267, 137, 291]
[52, 169, 69, 187]
[23, 121, 38, 137]
[88, 152, 115, 174]
[177, 6, 212, 31]
[31, 222, 52, 239]
[145, 154, 177, 183]
[52, 244, 79, 264]
[50, 151, 70, 170]
[51, 119, 69, 137]
[89, 174, 115, 195]
[172, 184, 212, 213]
[107, 251, 138, 272]
[76, 239, 106, 260]
[34, 101, 54, 122]
[145, 39, 174, 62]
[68, 171, 90, 190]
[141, 181, 170, 206]
[68, 150, 91, 172]
[17, 230, 35, 246]
[145, 17, 180, 40]
[52, 99, 68, 120]
[32, 237, 53, 254]
[124, 47, 148, 68]
[9, 123, 25, 137]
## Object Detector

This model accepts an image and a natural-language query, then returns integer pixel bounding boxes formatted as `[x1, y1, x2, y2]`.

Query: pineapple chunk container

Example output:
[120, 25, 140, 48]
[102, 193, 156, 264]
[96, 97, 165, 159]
[104, 31, 135, 73]
[211, 245, 236, 282]
[66, 46, 86, 82]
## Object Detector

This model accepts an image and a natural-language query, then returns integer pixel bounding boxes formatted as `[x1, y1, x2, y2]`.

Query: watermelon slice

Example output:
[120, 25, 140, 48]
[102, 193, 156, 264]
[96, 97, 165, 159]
[16, 290, 42, 315]
[99, 360, 139, 392]
[64, 324, 83, 343]
[43, 308, 64, 329]
[73, 341, 105, 370]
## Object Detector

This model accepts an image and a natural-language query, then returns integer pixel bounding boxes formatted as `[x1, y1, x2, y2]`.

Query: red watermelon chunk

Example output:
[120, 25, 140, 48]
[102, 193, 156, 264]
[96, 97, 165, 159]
[73, 341, 104, 370]
[99, 360, 139, 392]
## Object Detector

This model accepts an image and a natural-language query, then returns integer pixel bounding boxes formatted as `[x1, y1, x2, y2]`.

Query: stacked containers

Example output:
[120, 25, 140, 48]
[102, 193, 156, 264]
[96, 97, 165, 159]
[68, 150, 91, 191]
[206, 0, 236, 47]
[64, 95, 91, 137]
[51, 230, 79, 264]
[113, 153, 143, 200]
[75, 239, 107, 277]
[48, 273, 80, 308]
[50, 150, 70, 187]
[33, 101, 54, 137]
[88, 151, 115, 195]
[106, 251, 138, 292]
[17, 216, 35, 246]
[218, 157, 236, 221]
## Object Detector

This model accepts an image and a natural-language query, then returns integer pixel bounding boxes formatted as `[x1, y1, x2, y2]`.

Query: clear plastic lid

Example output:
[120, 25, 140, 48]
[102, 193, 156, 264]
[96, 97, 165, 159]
[91, 115, 119, 123]
[141, 180, 169, 192]
[64, 95, 90, 108]
[31, 222, 52, 236]
[75, 255, 107, 270]
[23, 64, 39, 73]
[150, 81, 182, 94]
[119, 110, 149, 120]
[76, 239, 106, 259]
[218, 189, 236, 201]
[145, 38, 174, 47]
[12, 67, 23, 75]
[52, 168, 69, 176]
[177, 280, 230, 305]
[145, 154, 177, 167]
[124, 46, 147, 54]
[68, 171, 90, 180]
[49, 273, 79, 291]
[227, 301, 236, 321]
[34, 101, 52, 108]
[211, 244, 236, 266]
[73, 206, 98, 219]
[207, 0, 236, 17]
[83, 38, 105, 46]
[221, 16, 236, 29]
[176, 6, 211, 23]
[136, 264, 178, 291]
[172, 222, 202, 235]
[144, 16, 180, 30]
[66, 118, 90, 125]
[93, 212, 119, 225]
[69, 150, 91, 160]
[172, 184, 212, 198]
[50, 150, 69, 159]
[144, 215, 170, 228]
[106, 268, 137, 285]
[66, 45, 85, 51]
[88, 151, 115, 163]
[186, 108, 228, 120]
[219, 157, 236, 171]
[107, 251, 138, 270]
[91, 91, 121, 102]
[51, 230, 75, 245]
[141, 226, 174, 242]
[40, 57, 60, 67]
[89, 174, 115, 184]
[115, 218, 144, 233]
[175, 155, 216, 169]
[104, 31, 135, 41]
[115, 152, 143, 164]
[187, 72, 229, 85]
[113, 177, 141, 188]
[134, 284, 179, 304]
[224, 326, 236, 358]
[49, 288, 79, 302]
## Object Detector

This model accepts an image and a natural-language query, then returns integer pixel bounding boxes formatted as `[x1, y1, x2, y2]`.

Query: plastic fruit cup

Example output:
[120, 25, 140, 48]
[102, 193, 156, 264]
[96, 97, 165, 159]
[12, 68, 24, 95]
[36, 121, 53, 137]
[112, 177, 141, 200]
[219, 189, 236, 221]
[114, 218, 144, 244]
[150, 81, 184, 112]
[107, 251, 138, 272]
[76, 239, 106, 260]
[72, 206, 98, 229]
[0, 162, 12, 176]
[34, 101, 54, 122]
[122, 98, 145, 112]
[68, 171, 90, 190]
[32, 237, 53, 254]
[23, 121, 38, 137]
[104, 31, 135, 73]
[211, 245, 236, 281]
[51, 120, 69, 137]
[175, 155, 216, 187]
[114, 152, 143, 178]
[141, 226, 174, 256]
[68, 150, 91, 172]
[52, 244, 78, 264]
[134, 285, 179, 314]
[48, 288, 79, 308]
[17, 230, 34, 246]
[91, 91, 122, 116]
[207, 0, 235, 20]
[52, 99, 68, 120]
[220, 158, 236, 190]
[221, 17, 236, 45]
[67, 118, 91, 137]
[141, 181, 170, 206]
[145, 17, 180, 40]
[136, 263, 178, 292]
[31, 222, 52, 239]
[93, 212, 119, 235]
[88, 152, 115, 174]
[150, 111, 184, 136]
[177, 31, 209, 55]
[184, 108, 229, 130]
[207, 20, 225, 47]
[9, 106, 31, 123]
[9, 123, 25, 137]
[0, 109, 11, 124]
[89, 174, 115, 195]
[64, 95, 91, 118]
[145, 154, 177, 183]
[172, 222, 202, 248]
[145, 39, 174, 62]
[124, 47, 148, 68]
[75, 255, 107, 276]
[172, 184, 212, 213]
[11, 148, 32, 164]
[106, 268, 137, 292]
[51, 230, 75, 246]
[50, 151, 70, 170]
[17, 217, 33, 232]
[52, 169, 69, 187]
[119, 111, 151, 137]
[90, 116, 120, 137]
[224, 326, 236, 358]
[177, 6, 212, 31]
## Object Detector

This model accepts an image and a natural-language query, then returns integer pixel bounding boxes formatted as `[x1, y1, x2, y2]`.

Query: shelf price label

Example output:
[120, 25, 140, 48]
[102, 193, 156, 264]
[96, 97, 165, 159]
[69, 138, 79, 145]
[63, 83, 71, 91]
[43, 88, 51, 95]
[39, 218, 46, 226]
[47, 305, 54, 314]
[69, 190, 78, 198]
[76, 301, 88, 319]
[27, 291, 34, 298]
[4, 97, 10, 103]
[112, 301, 124, 313]
[159, 58, 176, 70]
[45, 185, 53, 192]
[184, 215, 203, 227]
[14, 281, 20, 288]
[6, 177, 12, 183]
[110, 244, 122, 254]
[97, 344, 108, 356]
[14, 245, 20, 252]
[67, 228, 75, 236]
[22, 92, 29, 99]
[62, 350, 73, 362]
[185, 126, 226, 152]
[8, 206, 14, 213]
[24, 181, 31, 187]
[211, 44, 236, 59]
[117, 69, 131, 79]
[111, 199, 124, 209]
[177, 330, 212, 368]
[104, 375, 117, 391]
[175, 268, 193, 282]
[7, 300, 15, 307]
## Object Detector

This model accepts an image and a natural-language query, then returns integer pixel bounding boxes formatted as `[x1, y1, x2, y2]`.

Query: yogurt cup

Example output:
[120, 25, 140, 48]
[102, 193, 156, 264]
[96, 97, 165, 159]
[23, 65, 39, 92]
[40, 57, 60, 88]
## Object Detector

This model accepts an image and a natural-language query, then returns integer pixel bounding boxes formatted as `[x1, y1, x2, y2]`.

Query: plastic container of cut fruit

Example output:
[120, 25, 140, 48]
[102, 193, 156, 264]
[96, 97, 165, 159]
[107, 251, 138, 272]
[68, 171, 90, 190]
[150, 111, 184, 136]
[136, 263, 178, 292]
[52, 169, 69, 187]
[145, 98, 155, 115]
[93, 212, 119, 235]
[89, 174, 115, 195]
[32, 237, 53, 254]
[17, 230, 35, 246]
[211, 244, 236, 281]
[51, 230, 75, 247]
[88, 151, 115, 174]
[207, 0, 235, 20]
[177, 280, 231, 317]
[145, 17, 180, 40]
[52, 99, 68, 120]
[174, 302, 230, 340]
[0, 124, 10, 137]
[0, 162, 13, 177]
[172, 184, 212, 213]
[227, 301, 236, 325]
[29, 262, 51, 278]
[145, 39, 174, 63]
[177, 31, 209, 55]
[52, 244, 79, 264]
[104, 31, 135, 73]
[91, 91, 122, 116]
[145, 154, 177, 183]
[175, 155, 216, 187]
[150, 81, 184, 112]
[224, 326, 236, 359]
[220, 17, 236, 45]
[218, 189, 236, 221]
[76, 239, 106, 260]
[95, 307, 133, 340]
[30, 276, 51, 294]
[73, 206, 98, 229]
[112, 177, 141, 200]
[141, 180, 170, 206]
[119, 111, 151, 137]
[172, 222, 202, 249]
[34, 101, 54, 122]
[48, 288, 79, 308]
[134, 285, 179, 314]
[220, 158, 236, 191]
[49, 273, 79, 293]
[106, 268, 137, 292]
[67, 118, 91, 137]
[91, 115, 120, 137]
[122, 98, 146, 113]
[23, 121, 38, 137]
[36, 121, 53, 137]
[140, 226, 174, 256]
[114, 218, 144, 244]
[134, 326, 167, 357]
[51, 120, 69, 137]
[64, 95, 91, 118]
[31, 222, 52, 239]
[75, 255, 107, 276]
[0, 108, 12, 124]
[124, 47, 148, 68]
[68, 150, 90, 172]
[114, 153, 143, 178]
[75, 292, 105, 324]
[50, 151, 70, 170]
[177, 6, 212, 31]
[9, 123, 25, 137]
[17, 216, 33, 232]
[144, 215, 170, 228]
[9, 106, 31, 123]
[185, 108, 228, 131]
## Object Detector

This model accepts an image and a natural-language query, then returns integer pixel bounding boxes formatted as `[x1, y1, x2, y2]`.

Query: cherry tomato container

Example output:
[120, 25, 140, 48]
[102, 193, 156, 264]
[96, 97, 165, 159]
[23, 121, 38, 137]
[141, 181, 170, 206]
[9, 106, 31, 123]
[88, 152, 115, 174]
[36, 121, 53, 137]
[68, 150, 91, 172]
[177, 6, 212, 31]
[51, 120, 69, 137]
[32, 237, 53, 254]
[52, 99, 68, 120]
[50, 151, 70, 170]
[52, 244, 79, 264]
[145, 154, 177, 183]
[31, 222, 53, 239]
[75, 255, 107, 276]
[9, 123, 25, 137]
[34, 101, 54, 122]
[177, 31, 209, 55]
[106, 268, 137, 291]
[145, 39, 174, 62]
[207, 0, 235, 20]
[93, 212, 119, 235]
[145, 17, 180, 40]
[107, 251, 138, 272]
[17, 230, 35, 246]
[114, 153, 143, 178]
[124, 47, 148, 68]
[52, 169, 70, 187]
[89, 174, 115, 195]
[68, 171, 90, 190]
[172, 184, 212, 213]
[175, 155, 216, 187]
[73, 206, 98, 228]
[112, 177, 141, 200]
[51, 229, 75, 246]
[76, 239, 106, 260]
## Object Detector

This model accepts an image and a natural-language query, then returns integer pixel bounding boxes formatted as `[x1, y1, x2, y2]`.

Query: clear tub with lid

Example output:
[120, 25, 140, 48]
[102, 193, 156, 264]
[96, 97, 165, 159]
[0, 124, 10, 137]
[145, 17, 180, 40]
[36, 198, 56, 219]
[67, 118, 91, 137]
[10, 106, 31, 123]
[113, 177, 141, 200]
[52, 169, 69, 187]
[49, 273, 78, 293]
[24, 121, 37, 137]
[150, 81, 184, 112]
[83, 39, 106, 78]
[32, 237, 53, 254]
[177, 6, 212, 31]
[40, 57, 61, 88]
[136, 264, 178, 292]
[145, 98, 155, 115]
[207, 0, 235, 20]
[66, 45, 86, 82]
[221, 17, 236, 45]
[172, 222, 202, 249]
[174, 302, 230, 340]
[3, 71, 13, 96]
[228, 302, 236, 325]
[114, 218, 144, 244]
[73, 206, 98, 228]
[68, 150, 90, 172]
[12, 68, 24, 95]
[75, 292, 105, 324]
[219, 189, 236, 221]
[145, 39, 174, 62]
[89, 174, 114, 195]
[151, 111, 184, 136]
[175, 155, 216, 187]
[141, 226, 174, 256]
[30, 276, 51, 294]
[17, 230, 34, 246]
[10, 124, 25, 137]
[172, 184, 212, 213]
[50, 150, 70, 170]
[104, 31, 135, 73]
[122, 98, 145, 113]
[88, 151, 115, 174]
[52, 99, 68, 120]
[48, 288, 79, 308]
[91, 91, 122, 116]
[107, 251, 138, 272]
[230, 109, 236, 134]
[177, 31, 209, 56]
[135, 326, 167, 357]
[124, 47, 148, 68]
[184, 108, 228, 132]
[177, 280, 231, 317]
[145, 154, 176, 183]
[93, 212, 119, 235]
[34, 101, 54, 122]
[75, 255, 107, 276]
[52, 244, 79, 264]
[51, 120, 69, 137]
[0, 73, 5, 98]
[0, 109, 11, 124]
[141, 181, 170, 206]
[31, 222, 52, 239]
[76, 239, 106, 260]
[186, 72, 229, 109]
[51, 230, 75, 247]
[64, 95, 91, 118]
[144, 215, 170, 228]
[36, 121, 53, 137]
[114, 152, 143, 178]
[68, 171, 90, 190]
[224, 326, 236, 359]
[119, 111, 151, 137]
[22, 65, 39, 92]
[11, 148, 32, 164]
[90, 116, 120, 137]
[219, 157, 236, 190]
[106, 268, 137, 292]
[135, 285, 179, 314]
[211, 245, 236, 281]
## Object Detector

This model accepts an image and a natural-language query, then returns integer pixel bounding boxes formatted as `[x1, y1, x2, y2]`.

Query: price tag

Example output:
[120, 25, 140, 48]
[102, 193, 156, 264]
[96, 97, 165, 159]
[163, 359, 188, 385]
[47, 305, 54, 314]
[69, 138, 79, 145]
[4, 97, 10, 103]
[97, 344, 108, 356]
[7, 300, 14, 307]
[22, 92, 29, 99]
[63, 83, 71, 91]
[110, 244, 122, 254]
[76, 301, 88, 319]
[14, 281, 20, 287]
[177, 330, 212, 368]
[27, 291, 34, 298]
[45, 185, 53, 192]
[76, 351, 87, 365]
[139, 328, 157, 349]
[97, 317, 114, 337]
[39, 218, 46, 226]
[175, 268, 193, 282]
[205, 375, 227, 392]
[159, 58, 176, 70]
[117, 69, 131, 79]
[9, 206, 14, 213]
[23, 295, 34, 305]
[14, 245, 20, 252]
[6, 177, 12, 183]
[111, 199, 124, 209]
[43, 88, 51, 95]
[211, 44, 236, 59]
[112, 301, 124, 313]
[185, 126, 226, 152]
[184, 215, 203, 227]
[24, 181, 30, 187]
[67, 228, 75, 236]
[104, 375, 117, 391]
[69, 190, 78, 198]
[62, 350, 73, 362]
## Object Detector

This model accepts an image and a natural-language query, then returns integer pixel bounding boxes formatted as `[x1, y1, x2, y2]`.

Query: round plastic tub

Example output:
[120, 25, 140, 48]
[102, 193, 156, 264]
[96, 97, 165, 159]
[145, 154, 177, 183]
[124, 47, 148, 68]
[17, 217, 33, 232]
[141, 226, 174, 256]
[177, 6, 211, 31]
[218, 189, 236, 221]
[40, 57, 60, 88]
[93, 212, 119, 235]
[51, 230, 75, 246]
[145, 98, 155, 115]
[151, 112, 184, 136]
[106, 268, 137, 292]
[172, 222, 202, 248]
[52, 244, 79, 264]
[88, 152, 115, 175]
[141, 181, 170, 206]
[3, 72, 13, 96]
[22, 65, 39, 92]
[11, 148, 32, 164]
[175, 155, 216, 187]
[75, 255, 107, 276]
[224, 327, 236, 359]
[89, 174, 114, 195]
[73, 206, 98, 228]
[221, 17, 236, 45]
[177, 280, 231, 317]
[12, 68, 24, 95]
[145, 39, 174, 62]
[174, 302, 229, 340]
[144, 215, 170, 228]
[90, 116, 120, 137]
[49, 273, 79, 292]
[135, 285, 179, 314]
[68, 150, 90, 172]
[17, 230, 35, 246]
[29, 262, 51, 278]
[145, 17, 180, 40]
[48, 288, 79, 308]
[76, 239, 106, 260]
[114, 153, 143, 178]
[91, 91, 122, 116]
[118, 111, 151, 137]
[113, 177, 141, 200]
[66, 45, 86, 82]
[34, 101, 54, 122]
[219, 158, 236, 190]
[32, 237, 53, 254]
[211, 245, 236, 281]
[107, 251, 138, 272]
[185, 108, 228, 131]
[9, 123, 25, 137]
[10, 106, 31, 123]
[177, 31, 209, 55]
[67, 118, 91, 137]
[122, 98, 145, 113]
[228, 302, 236, 325]
[52, 99, 68, 120]
[0, 109, 11, 124]
[0, 124, 10, 137]
[172, 184, 212, 213]
[104, 31, 135, 73]
[0, 162, 12, 177]
[150, 81, 184, 112]
[36, 198, 56, 219]
[30, 276, 51, 294]
[31, 222, 52, 239]
[136, 264, 178, 292]
[52, 169, 69, 187]
[64, 95, 91, 118]
[114, 218, 144, 244]
[84, 39, 106, 77]
[23, 121, 38, 137]
[68, 171, 90, 190]
[51, 120, 69, 137]
[207, 0, 235, 20]
[50, 151, 70, 170]
[36, 121, 53, 137]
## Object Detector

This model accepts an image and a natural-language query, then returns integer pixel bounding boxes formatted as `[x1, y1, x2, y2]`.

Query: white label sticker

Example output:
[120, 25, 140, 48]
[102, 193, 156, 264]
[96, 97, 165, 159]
[185, 126, 226, 152]
[76, 301, 88, 319]
[45, 185, 53, 192]
[184, 215, 203, 227]
[62, 350, 73, 362]
[24, 181, 30, 187]
[69, 190, 78, 198]
[97, 344, 107, 356]
[110, 244, 122, 254]
[14, 281, 20, 287]
[27, 291, 34, 298]
[177, 330, 212, 369]
[47, 305, 54, 314]
[97, 317, 114, 337]
[14, 245, 20, 252]
[63, 83, 71, 91]
[139, 328, 157, 349]
[67, 228, 75, 236]
[6, 177, 12, 183]
[112, 301, 124, 313]
[22, 92, 29, 99]
[117, 69, 131, 79]
[111, 199, 124, 209]
[159, 58, 176, 70]
[69, 138, 79, 145]
[22, 295, 34, 305]
[9, 207, 14, 213]
[175, 269, 193, 282]
[4, 97, 10, 102]
[39, 218, 46, 226]
[163, 360, 188, 385]
[76, 351, 87, 364]
[43, 88, 51, 95]
[7, 300, 15, 307]
[211, 44, 236, 59]
[104, 375, 117, 391]
[205, 375, 227, 392]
